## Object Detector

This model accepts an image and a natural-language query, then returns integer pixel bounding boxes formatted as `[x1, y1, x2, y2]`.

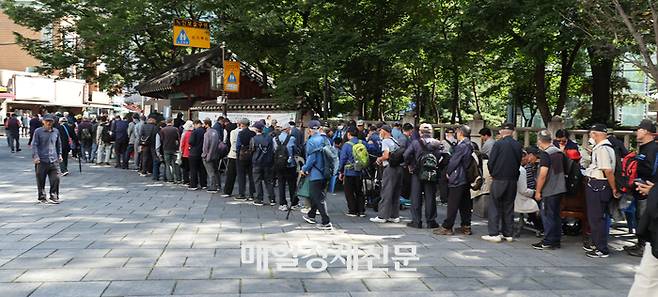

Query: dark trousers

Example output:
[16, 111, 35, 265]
[343, 175, 365, 214]
[115, 139, 128, 168]
[224, 158, 237, 195]
[438, 167, 449, 204]
[123, 143, 134, 169]
[541, 194, 563, 245]
[204, 159, 220, 191]
[488, 179, 517, 237]
[409, 175, 438, 227]
[153, 156, 162, 180]
[253, 165, 275, 203]
[81, 141, 93, 162]
[7, 132, 19, 151]
[35, 162, 60, 200]
[308, 179, 330, 224]
[60, 148, 70, 173]
[189, 155, 207, 188]
[141, 145, 153, 174]
[586, 179, 612, 253]
[442, 184, 472, 229]
[237, 160, 255, 197]
[401, 167, 412, 199]
[181, 157, 190, 184]
[378, 166, 402, 219]
[276, 167, 298, 206]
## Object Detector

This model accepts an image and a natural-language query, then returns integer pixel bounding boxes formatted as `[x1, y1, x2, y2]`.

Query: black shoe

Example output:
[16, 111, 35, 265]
[38, 199, 48, 204]
[234, 196, 247, 201]
[303, 215, 317, 224]
[583, 244, 596, 252]
[586, 249, 609, 258]
[16, 149, 21, 152]
[532, 241, 560, 250]
[406, 222, 422, 229]
[427, 222, 440, 229]
[627, 247, 644, 257]
[48, 197, 60, 204]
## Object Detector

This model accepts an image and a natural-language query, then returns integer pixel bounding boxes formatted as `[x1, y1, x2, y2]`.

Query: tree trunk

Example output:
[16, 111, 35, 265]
[450, 67, 460, 123]
[588, 45, 614, 125]
[555, 40, 582, 117]
[533, 56, 551, 127]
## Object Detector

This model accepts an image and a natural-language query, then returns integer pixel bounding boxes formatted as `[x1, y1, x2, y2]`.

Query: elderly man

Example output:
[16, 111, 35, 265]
[57, 117, 77, 176]
[479, 128, 495, 157]
[403, 123, 444, 229]
[583, 124, 619, 258]
[32, 114, 62, 204]
[273, 122, 299, 210]
[482, 123, 523, 243]
[301, 120, 333, 230]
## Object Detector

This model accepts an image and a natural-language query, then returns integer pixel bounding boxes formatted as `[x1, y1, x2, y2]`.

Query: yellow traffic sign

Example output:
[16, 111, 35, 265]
[173, 18, 210, 48]
[223, 61, 240, 93]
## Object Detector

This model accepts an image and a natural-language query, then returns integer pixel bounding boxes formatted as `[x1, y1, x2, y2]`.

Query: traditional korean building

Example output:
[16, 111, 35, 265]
[136, 47, 302, 124]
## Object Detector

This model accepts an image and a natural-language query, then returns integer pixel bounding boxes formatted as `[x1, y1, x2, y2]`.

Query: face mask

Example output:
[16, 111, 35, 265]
[588, 138, 596, 146]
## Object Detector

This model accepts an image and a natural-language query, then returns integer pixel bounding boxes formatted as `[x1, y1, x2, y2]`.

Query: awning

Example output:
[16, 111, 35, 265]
[6, 100, 86, 108]
[0, 93, 15, 99]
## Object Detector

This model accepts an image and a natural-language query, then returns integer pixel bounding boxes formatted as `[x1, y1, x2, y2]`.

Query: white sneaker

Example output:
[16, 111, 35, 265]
[387, 217, 401, 223]
[300, 207, 311, 214]
[290, 204, 302, 210]
[502, 236, 514, 242]
[481, 235, 502, 243]
[278, 205, 288, 211]
[369, 217, 387, 223]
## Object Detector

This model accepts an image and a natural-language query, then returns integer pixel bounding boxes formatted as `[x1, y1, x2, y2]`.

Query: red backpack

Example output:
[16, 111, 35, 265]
[619, 152, 638, 193]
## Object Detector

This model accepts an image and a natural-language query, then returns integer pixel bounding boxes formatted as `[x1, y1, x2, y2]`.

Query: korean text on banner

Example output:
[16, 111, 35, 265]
[223, 61, 240, 93]
[173, 18, 210, 49]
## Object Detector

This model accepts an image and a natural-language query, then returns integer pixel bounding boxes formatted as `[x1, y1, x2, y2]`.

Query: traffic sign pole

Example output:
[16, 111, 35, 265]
[221, 41, 227, 117]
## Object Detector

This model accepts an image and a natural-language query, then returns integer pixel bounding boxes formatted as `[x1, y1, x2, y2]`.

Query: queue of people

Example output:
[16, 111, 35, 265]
[18, 111, 658, 265]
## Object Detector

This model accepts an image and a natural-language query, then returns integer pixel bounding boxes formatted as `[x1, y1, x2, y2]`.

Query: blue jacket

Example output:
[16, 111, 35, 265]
[339, 137, 365, 177]
[302, 132, 327, 181]
[112, 120, 129, 142]
[367, 133, 382, 156]
[447, 138, 473, 187]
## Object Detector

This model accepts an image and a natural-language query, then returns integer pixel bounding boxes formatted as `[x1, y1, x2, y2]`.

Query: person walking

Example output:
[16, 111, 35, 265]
[531, 130, 567, 250]
[629, 180, 658, 296]
[222, 122, 239, 197]
[235, 118, 256, 200]
[202, 118, 220, 193]
[482, 123, 523, 243]
[112, 115, 129, 169]
[338, 126, 367, 217]
[188, 120, 207, 190]
[370, 125, 403, 223]
[28, 114, 42, 146]
[403, 123, 443, 229]
[5, 113, 21, 153]
[96, 116, 113, 166]
[583, 123, 619, 258]
[250, 121, 275, 205]
[301, 120, 333, 230]
[435, 125, 474, 235]
[57, 117, 77, 176]
[21, 114, 29, 137]
[77, 116, 94, 162]
[272, 122, 299, 210]
[31, 114, 62, 204]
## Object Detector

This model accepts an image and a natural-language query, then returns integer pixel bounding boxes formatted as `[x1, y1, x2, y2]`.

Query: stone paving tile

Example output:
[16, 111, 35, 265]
[83, 268, 151, 281]
[102, 280, 176, 296]
[1, 257, 71, 269]
[363, 278, 431, 291]
[148, 267, 211, 280]
[0, 282, 41, 297]
[0, 269, 25, 282]
[173, 279, 240, 294]
[241, 278, 305, 293]
[29, 281, 109, 297]
[350, 292, 457, 297]
[15, 268, 89, 282]
[65, 257, 129, 268]
[421, 277, 486, 291]
[302, 278, 369, 292]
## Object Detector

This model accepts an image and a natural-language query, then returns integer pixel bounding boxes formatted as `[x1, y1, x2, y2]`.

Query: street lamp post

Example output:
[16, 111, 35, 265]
[221, 41, 227, 117]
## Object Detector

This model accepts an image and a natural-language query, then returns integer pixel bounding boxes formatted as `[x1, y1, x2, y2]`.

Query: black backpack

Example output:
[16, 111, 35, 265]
[273, 134, 292, 170]
[564, 157, 582, 195]
[100, 123, 113, 143]
[80, 127, 92, 141]
[417, 139, 439, 182]
[466, 150, 484, 190]
[388, 138, 404, 167]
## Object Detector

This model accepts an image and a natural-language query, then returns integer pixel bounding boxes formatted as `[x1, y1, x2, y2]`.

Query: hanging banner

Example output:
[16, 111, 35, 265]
[223, 61, 240, 93]
[173, 18, 210, 49]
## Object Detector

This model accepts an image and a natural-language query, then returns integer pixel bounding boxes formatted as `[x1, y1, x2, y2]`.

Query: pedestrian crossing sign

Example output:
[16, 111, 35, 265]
[223, 61, 240, 93]
[173, 18, 210, 48]
[175, 29, 190, 45]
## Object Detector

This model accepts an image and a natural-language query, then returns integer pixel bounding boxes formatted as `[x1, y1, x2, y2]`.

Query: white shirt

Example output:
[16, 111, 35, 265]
[584, 139, 615, 180]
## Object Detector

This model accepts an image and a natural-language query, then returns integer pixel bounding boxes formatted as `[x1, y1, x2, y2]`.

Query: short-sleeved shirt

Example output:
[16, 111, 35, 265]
[585, 139, 615, 180]
[381, 137, 399, 167]
[539, 151, 551, 168]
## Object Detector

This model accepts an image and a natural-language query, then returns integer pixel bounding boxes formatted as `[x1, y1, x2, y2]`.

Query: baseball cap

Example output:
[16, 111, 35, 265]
[356, 120, 364, 126]
[308, 120, 321, 129]
[381, 125, 392, 133]
[589, 123, 607, 133]
[525, 145, 540, 156]
[240, 118, 250, 125]
[638, 119, 656, 133]
[420, 123, 433, 133]
[500, 122, 515, 131]
[43, 114, 55, 121]
[252, 121, 265, 130]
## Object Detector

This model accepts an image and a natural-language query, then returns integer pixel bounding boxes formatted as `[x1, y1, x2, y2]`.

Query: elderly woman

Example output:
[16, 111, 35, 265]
[179, 120, 194, 186]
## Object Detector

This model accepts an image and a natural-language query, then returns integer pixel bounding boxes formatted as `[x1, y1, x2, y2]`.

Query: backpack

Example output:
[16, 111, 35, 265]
[101, 123, 113, 143]
[619, 152, 639, 193]
[217, 141, 229, 159]
[417, 139, 439, 182]
[467, 150, 484, 190]
[251, 136, 273, 166]
[273, 134, 292, 170]
[316, 138, 339, 180]
[564, 157, 582, 195]
[80, 127, 92, 141]
[346, 140, 369, 171]
[239, 146, 253, 161]
[388, 138, 404, 167]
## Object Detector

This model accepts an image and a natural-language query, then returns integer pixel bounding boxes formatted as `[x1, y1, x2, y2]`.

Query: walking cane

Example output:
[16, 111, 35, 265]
[77, 147, 82, 173]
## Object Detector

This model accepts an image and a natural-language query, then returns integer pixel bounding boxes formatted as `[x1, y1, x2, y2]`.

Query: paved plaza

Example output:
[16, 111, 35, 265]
[0, 139, 641, 297]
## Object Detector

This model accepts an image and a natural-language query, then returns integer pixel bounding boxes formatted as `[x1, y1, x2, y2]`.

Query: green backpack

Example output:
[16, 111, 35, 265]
[346, 140, 369, 171]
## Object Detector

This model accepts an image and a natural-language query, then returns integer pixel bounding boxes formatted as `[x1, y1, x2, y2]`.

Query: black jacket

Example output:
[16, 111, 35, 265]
[57, 123, 78, 151]
[188, 127, 206, 157]
[487, 135, 523, 180]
